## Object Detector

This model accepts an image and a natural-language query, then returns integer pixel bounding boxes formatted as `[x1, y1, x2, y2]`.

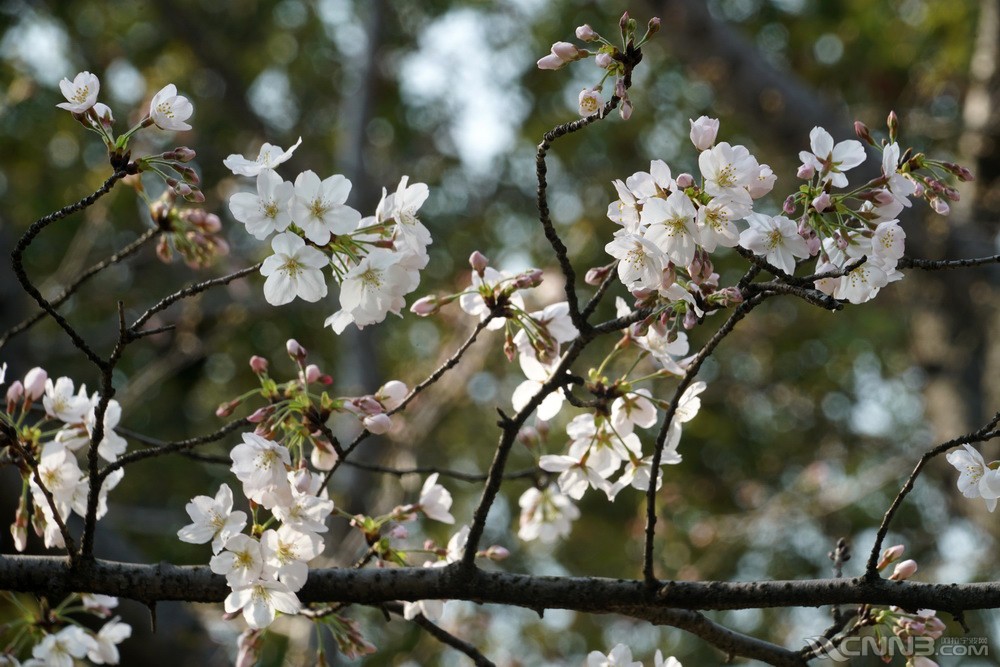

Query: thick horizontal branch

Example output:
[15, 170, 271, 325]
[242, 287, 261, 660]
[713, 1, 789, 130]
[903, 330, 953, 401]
[5, 556, 999, 617]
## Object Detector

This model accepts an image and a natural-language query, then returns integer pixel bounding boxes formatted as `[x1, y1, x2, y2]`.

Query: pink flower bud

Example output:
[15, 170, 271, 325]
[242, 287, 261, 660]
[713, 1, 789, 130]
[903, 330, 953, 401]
[614, 78, 627, 100]
[585, 264, 612, 285]
[389, 524, 408, 539]
[286, 339, 307, 361]
[683, 308, 698, 330]
[304, 364, 321, 384]
[619, 98, 633, 121]
[689, 116, 720, 151]
[514, 268, 544, 289]
[576, 24, 598, 41]
[797, 163, 815, 179]
[675, 173, 694, 189]
[647, 17, 661, 35]
[216, 399, 240, 418]
[782, 195, 797, 215]
[236, 629, 264, 667]
[173, 182, 193, 197]
[595, 52, 613, 69]
[249, 356, 269, 374]
[550, 41, 579, 61]
[352, 396, 383, 415]
[811, 192, 831, 212]
[854, 120, 874, 145]
[485, 545, 510, 561]
[887, 110, 899, 140]
[889, 559, 918, 581]
[944, 186, 960, 202]
[877, 544, 906, 570]
[410, 295, 439, 317]
[469, 251, 489, 275]
[363, 413, 392, 434]
[173, 147, 197, 162]
[873, 189, 896, 206]
[537, 53, 565, 70]
[517, 425, 539, 447]
[200, 213, 222, 233]
[23, 367, 46, 401]
[7, 381, 24, 412]
[913, 182, 925, 197]
[930, 197, 950, 215]
[246, 406, 273, 424]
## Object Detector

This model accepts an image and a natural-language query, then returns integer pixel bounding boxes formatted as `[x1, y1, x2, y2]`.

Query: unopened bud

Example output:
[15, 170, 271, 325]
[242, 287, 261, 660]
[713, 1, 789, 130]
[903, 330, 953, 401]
[514, 268, 544, 289]
[887, 110, 899, 142]
[854, 121, 874, 145]
[389, 524, 408, 540]
[619, 11, 630, 31]
[485, 545, 510, 561]
[286, 339, 307, 362]
[689, 116, 720, 151]
[364, 413, 392, 434]
[944, 187, 960, 202]
[619, 98, 633, 121]
[517, 425, 540, 448]
[503, 334, 516, 362]
[92, 103, 114, 127]
[7, 381, 24, 413]
[889, 559, 918, 581]
[249, 355, 268, 375]
[246, 406, 274, 424]
[595, 52, 613, 69]
[930, 197, 950, 215]
[716, 286, 743, 306]
[647, 17, 661, 35]
[23, 368, 46, 401]
[873, 189, 895, 206]
[585, 264, 613, 285]
[797, 163, 815, 179]
[550, 41, 579, 61]
[576, 24, 598, 42]
[783, 195, 797, 215]
[469, 251, 489, 276]
[173, 147, 197, 162]
[304, 364, 322, 384]
[216, 399, 241, 418]
[683, 308, 698, 330]
[877, 544, 905, 570]
[913, 182, 925, 198]
[811, 192, 832, 212]
[675, 172, 695, 189]
[410, 295, 440, 317]
[184, 188, 205, 203]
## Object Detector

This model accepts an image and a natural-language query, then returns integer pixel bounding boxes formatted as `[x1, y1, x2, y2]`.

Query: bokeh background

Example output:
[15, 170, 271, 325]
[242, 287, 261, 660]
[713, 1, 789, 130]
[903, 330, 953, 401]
[1, 0, 999, 665]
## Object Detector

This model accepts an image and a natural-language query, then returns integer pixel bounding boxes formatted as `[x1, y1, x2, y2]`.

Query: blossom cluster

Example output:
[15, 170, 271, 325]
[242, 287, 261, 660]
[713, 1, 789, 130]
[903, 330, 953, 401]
[224, 142, 432, 333]
[0, 594, 131, 666]
[1, 365, 126, 550]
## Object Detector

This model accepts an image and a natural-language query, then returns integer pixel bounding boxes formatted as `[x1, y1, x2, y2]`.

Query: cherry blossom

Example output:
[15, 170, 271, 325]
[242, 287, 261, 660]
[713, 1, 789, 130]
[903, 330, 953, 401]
[586, 644, 643, 667]
[325, 248, 412, 334]
[210, 534, 266, 586]
[517, 486, 579, 543]
[738, 213, 810, 275]
[606, 233, 665, 291]
[798, 126, 865, 188]
[946, 444, 1000, 511]
[260, 525, 322, 591]
[87, 617, 132, 665]
[56, 71, 100, 113]
[43, 377, 90, 424]
[882, 142, 916, 206]
[689, 115, 720, 151]
[290, 171, 361, 244]
[579, 87, 603, 117]
[259, 232, 329, 306]
[626, 160, 674, 203]
[418, 473, 455, 524]
[224, 579, 301, 629]
[148, 84, 193, 132]
[698, 142, 757, 202]
[641, 191, 700, 266]
[30, 626, 97, 667]
[228, 170, 295, 240]
[85, 396, 128, 462]
[229, 433, 293, 509]
[224, 138, 303, 177]
[177, 483, 248, 554]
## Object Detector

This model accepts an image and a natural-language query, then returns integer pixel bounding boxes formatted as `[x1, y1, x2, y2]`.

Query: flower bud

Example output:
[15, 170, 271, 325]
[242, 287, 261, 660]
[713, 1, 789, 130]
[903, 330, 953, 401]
[517, 425, 539, 448]
[514, 268, 544, 288]
[782, 195, 797, 215]
[689, 116, 720, 151]
[647, 17, 661, 35]
[92, 103, 114, 127]
[410, 295, 440, 317]
[585, 264, 612, 285]
[811, 192, 831, 212]
[469, 250, 489, 276]
[173, 147, 197, 162]
[854, 120, 874, 146]
[797, 163, 815, 179]
[873, 189, 895, 206]
[683, 308, 698, 330]
[620, 11, 630, 31]
[595, 52, 613, 69]
[889, 559, 918, 581]
[304, 364, 322, 384]
[286, 339, 307, 362]
[485, 545, 510, 561]
[249, 355, 269, 374]
[614, 77, 627, 100]
[550, 41, 579, 61]
[377, 380, 408, 411]
[913, 182, 925, 197]
[173, 182, 193, 197]
[930, 197, 950, 215]
[363, 413, 392, 434]
[887, 110, 899, 142]
[576, 24, 598, 41]
[352, 396, 383, 415]
[23, 367, 46, 401]
[236, 628, 264, 667]
[184, 188, 206, 203]
[216, 399, 241, 418]
[619, 98, 633, 121]
[537, 53, 565, 70]
[675, 173, 695, 189]
[944, 186, 960, 202]
[389, 524, 409, 540]
[7, 381, 24, 413]
[877, 544, 905, 570]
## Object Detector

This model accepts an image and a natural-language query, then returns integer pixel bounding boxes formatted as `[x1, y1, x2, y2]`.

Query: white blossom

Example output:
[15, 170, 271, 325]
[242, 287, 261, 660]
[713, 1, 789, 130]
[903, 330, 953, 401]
[798, 126, 866, 188]
[260, 232, 329, 306]
[210, 534, 266, 586]
[177, 483, 248, 554]
[87, 617, 132, 665]
[290, 170, 361, 245]
[946, 444, 1000, 511]
[224, 579, 301, 629]
[517, 486, 579, 543]
[224, 138, 302, 177]
[148, 84, 193, 132]
[56, 72, 100, 113]
[739, 213, 810, 275]
[418, 473, 455, 524]
[230, 433, 293, 509]
[229, 170, 295, 240]
[586, 644, 643, 667]
[605, 234, 665, 292]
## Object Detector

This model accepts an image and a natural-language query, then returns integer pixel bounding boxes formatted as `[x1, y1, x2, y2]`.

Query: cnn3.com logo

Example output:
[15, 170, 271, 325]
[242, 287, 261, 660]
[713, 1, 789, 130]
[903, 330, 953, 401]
[804, 635, 989, 661]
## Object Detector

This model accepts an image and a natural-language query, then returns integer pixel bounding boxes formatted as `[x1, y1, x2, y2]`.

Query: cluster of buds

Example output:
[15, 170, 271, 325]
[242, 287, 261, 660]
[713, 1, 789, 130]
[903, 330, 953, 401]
[138, 146, 205, 202]
[877, 543, 919, 581]
[537, 12, 660, 120]
[152, 192, 229, 269]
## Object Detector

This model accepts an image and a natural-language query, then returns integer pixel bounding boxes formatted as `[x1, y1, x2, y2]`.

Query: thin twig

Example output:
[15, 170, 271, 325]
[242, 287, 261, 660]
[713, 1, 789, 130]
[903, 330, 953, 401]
[383, 601, 496, 667]
[899, 254, 1000, 270]
[130, 263, 263, 330]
